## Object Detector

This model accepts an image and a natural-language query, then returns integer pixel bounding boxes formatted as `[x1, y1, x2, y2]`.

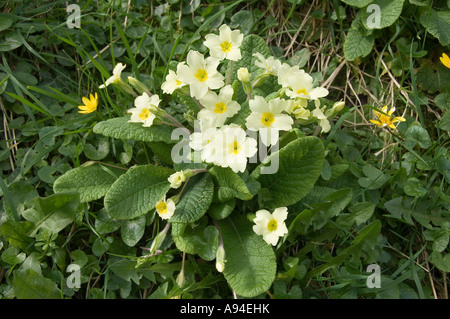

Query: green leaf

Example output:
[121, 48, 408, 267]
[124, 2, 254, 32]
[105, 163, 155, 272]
[343, 27, 374, 61]
[341, 0, 373, 8]
[191, 226, 219, 261]
[404, 124, 432, 149]
[95, 209, 121, 234]
[208, 199, 236, 220]
[404, 177, 428, 197]
[108, 259, 141, 284]
[430, 252, 450, 272]
[361, 0, 405, 29]
[420, 8, 450, 46]
[93, 116, 177, 144]
[349, 202, 376, 226]
[22, 192, 80, 235]
[439, 111, 450, 131]
[104, 165, 173, 220]
[251, 136, 325, 208]
[121, 215, 146, 247]
[209, 166, 253, 202]
[169, 173, 214, 223]
[1, 246, 26, 265]
[218, 215, 276, 297]
[0, 220, 34, 250]
[322, 188, 353, 217]
[54, 164, 125, 203]
[0, 32, 22, 52]
[13, 269, 61, 299]
[0, 16, 14, 32]
[358, 165, 389, 190]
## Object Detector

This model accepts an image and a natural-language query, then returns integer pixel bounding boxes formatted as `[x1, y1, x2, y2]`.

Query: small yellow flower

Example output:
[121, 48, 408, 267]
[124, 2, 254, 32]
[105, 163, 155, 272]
[370, 105, 406, 129]
[440, 53, 450, 68]
[78, 93, 98, 114]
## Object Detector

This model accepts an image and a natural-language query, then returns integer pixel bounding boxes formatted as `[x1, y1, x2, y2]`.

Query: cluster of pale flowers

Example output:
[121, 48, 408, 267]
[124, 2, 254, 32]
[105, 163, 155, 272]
[98, 24, 344, 248]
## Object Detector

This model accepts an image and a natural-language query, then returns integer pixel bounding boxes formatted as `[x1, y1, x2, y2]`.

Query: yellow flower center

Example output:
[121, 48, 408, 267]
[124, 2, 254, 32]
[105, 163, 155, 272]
[139, 108, 151, 120]
[214, 102, 227, 114]
[228, 141, 241, 155]
[176, 79, 182, 86]
[261, 112, 275, 127]
[296, 88, 307, 95]
[220, 41, 232, 52]
[195, 68, 208, 82]
[155, 201, 168, 215]
[267, 219, 278, 232]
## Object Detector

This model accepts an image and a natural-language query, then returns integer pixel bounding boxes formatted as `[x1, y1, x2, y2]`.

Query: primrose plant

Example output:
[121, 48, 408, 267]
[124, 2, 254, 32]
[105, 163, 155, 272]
[54, 24, 344, 297]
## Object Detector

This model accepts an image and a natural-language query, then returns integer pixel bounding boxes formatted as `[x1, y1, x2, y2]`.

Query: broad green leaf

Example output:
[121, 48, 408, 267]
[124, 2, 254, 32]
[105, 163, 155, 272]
[209, 166, 253, 202]
[104, 165, 173, 220]
[343, 27, 374, 61]
[420, 8, 450, 46]
[349, 202, 376, 225]
[13, 269, 61, 299]
[0, 16, 14, 32]
[218, 215, 276, 297]
[0, 32, 22, 52]
[54, 164, 125, 203]
[361, 0, 405, 29]
[358, 165, 389, 190]
[192, 226, 219, 261]
[108, 259, 141, 284]
[0, 220, 34, 250]
[172, 221, 202, 255]
[121, 215, 146, 247]
[169, 173, 214, 223]
[404, 177, 428, 197]
[430, 252, 450, 272]
[208, 199, 236, 220]
[322, 188, 353, 217]
[95, 209, 121, 234]
[93, 116, 178, 144]
[341, 0, 373, 7]
[251, 136, 325, 208]
[83, 137, 110, 160]
[404, 124, 432, 149]
[1, 246, 26, 265]
[439, 111, 450, 131]
[22, 192, 80, 235]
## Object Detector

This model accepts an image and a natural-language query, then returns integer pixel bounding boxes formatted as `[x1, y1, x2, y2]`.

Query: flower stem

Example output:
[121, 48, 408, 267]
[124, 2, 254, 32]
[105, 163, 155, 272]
[226, 60, 233, 86]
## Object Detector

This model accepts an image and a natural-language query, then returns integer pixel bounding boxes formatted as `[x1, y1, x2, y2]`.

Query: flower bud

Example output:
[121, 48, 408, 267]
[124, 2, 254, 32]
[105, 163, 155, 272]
[128, 76, 151, 95]
[215, 245, 226, 273]
[237, 67, 250, 82]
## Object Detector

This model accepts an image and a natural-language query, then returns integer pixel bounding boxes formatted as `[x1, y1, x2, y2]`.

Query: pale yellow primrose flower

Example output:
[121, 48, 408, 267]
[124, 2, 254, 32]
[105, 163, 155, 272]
[177, 50, 224, 99]
[155, 196, 176, 220]
[189, 126, 220, 163]
[168, 171, 186, 189]
[312, 104, 331, 133]
[127, 92, 161, 127]
[285, 69, 328, 100]
[440, 53, 450, 69]
[204, 24, 243, 61]
[252, 207, 289, 246]
[161, 62, 186, 94]
[198, 85, 240, 128]
[253, 53, 282, 75]
[370, 105, 406, 130]
[99, 63, 126, 88]
[204, 125, 257, 173]
[245, 96, 293, 146]
[78, 93, 98, 114]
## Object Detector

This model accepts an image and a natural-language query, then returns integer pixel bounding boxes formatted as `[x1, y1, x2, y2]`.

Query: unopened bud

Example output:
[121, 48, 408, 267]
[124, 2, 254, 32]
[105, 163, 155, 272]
[237, 67, 250, 82]
[215, 245, 226, 273]
[128, 76, 151, 95]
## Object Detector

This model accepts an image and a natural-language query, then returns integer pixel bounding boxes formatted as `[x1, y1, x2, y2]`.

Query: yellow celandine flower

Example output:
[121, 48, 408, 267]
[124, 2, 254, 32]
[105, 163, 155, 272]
[440, 53, 450, 68]
[78, 93, 98, 114]
[370, 105, 406, 129]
